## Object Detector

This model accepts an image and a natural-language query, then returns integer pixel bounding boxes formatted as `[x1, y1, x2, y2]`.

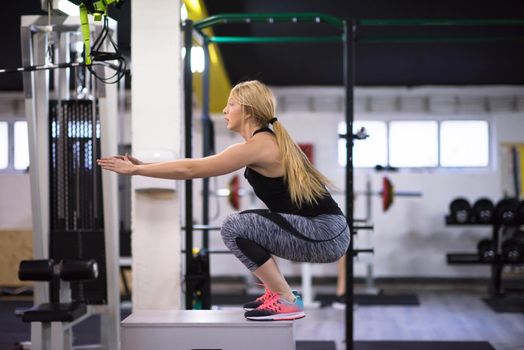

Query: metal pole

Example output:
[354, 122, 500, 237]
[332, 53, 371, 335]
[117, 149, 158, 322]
[201, 41, 212, 309]
[202, 43, 211, 250]
[21, 17, 51, 319]
[343, 18, 355, 350]
[183, 19, 194, 310]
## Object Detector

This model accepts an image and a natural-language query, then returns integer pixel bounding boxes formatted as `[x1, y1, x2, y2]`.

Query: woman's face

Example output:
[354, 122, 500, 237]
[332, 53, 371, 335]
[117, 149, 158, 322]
[223, 96, 244, 131]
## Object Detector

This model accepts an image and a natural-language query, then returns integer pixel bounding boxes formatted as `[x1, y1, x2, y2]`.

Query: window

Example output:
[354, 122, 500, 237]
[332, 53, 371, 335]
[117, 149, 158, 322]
[389, 121, 438, 167]
[338, 119, 490, 169]
[14, 121, 30, 170]
[0, 122, 8, 169]
[0, 119, 29, 173]
[440, 120, 489, 167]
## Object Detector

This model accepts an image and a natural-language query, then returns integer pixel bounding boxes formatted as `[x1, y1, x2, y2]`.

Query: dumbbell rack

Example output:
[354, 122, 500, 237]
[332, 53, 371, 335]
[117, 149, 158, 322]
[446, 217, 522, 296]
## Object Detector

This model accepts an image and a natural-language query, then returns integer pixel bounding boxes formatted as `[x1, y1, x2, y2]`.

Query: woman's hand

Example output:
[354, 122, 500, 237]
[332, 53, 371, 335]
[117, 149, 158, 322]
[113, 153, 144, 165]
[97, 154, 137, 175]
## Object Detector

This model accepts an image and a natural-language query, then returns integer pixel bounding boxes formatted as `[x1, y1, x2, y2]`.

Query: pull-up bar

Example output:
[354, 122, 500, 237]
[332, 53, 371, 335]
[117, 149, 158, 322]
[194, 12, 344, 30]
[184, 13, 355, 350]
[194, 15, 524, 44]
[185, 12, 524, 350]
[208, 35, 342, 44]
[194, 13, 345, 45]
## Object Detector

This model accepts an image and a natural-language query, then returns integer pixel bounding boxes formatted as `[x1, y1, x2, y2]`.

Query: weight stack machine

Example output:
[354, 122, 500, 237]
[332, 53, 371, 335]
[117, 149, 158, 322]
[21, 14, 120, 350]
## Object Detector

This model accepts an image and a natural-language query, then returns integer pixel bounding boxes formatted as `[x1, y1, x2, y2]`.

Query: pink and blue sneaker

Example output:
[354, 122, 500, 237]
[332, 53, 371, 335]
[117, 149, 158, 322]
[244, 290, 305, 321]
[243, 287, 277, 311]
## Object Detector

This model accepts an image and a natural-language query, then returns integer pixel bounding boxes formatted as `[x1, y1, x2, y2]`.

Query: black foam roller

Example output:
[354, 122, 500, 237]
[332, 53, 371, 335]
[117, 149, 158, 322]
[18, 259, 56, 281]
[60, 259, 99, 281]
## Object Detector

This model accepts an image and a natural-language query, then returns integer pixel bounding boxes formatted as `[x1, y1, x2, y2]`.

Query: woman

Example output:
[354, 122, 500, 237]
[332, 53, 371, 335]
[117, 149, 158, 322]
[97, 80, 350, 321]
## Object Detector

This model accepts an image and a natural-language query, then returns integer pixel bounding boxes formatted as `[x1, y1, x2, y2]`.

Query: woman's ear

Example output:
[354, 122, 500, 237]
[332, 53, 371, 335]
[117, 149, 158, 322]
[243, 105, 253, 119]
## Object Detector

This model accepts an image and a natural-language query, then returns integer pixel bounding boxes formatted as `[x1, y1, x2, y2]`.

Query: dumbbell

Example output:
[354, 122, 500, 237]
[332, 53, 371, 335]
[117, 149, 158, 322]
[502, 230, 524, 263]
[494, 198, 519, 225]
[477, 239, 497, 262]
[471, 198, 494, 224]
[449, 198, 472, 224]
[501, 239, 524, 263]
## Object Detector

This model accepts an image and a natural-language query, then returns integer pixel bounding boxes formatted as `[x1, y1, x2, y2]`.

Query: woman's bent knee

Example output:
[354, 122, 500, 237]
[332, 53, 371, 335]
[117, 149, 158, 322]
[220, 213, 241, 239]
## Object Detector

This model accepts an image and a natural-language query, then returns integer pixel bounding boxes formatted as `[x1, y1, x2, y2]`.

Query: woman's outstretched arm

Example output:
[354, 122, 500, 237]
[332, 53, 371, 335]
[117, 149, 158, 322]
[97, 141, 265, 180]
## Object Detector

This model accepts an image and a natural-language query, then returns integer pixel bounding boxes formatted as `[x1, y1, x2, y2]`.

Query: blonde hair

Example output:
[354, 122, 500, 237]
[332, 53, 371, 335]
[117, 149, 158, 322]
[230, 80, 332, 207]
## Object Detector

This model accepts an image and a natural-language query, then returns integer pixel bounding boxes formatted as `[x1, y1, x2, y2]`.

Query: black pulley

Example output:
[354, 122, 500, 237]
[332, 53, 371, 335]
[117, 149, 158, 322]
[18, 259, 56, 281]
[477, 239, 496, 262]
[471, 198, 494, 224]
[449, 198, 472, 224]
[60, 259, 99, 281]
[495, 198, 519, 225]
[501, 239, 524, 263]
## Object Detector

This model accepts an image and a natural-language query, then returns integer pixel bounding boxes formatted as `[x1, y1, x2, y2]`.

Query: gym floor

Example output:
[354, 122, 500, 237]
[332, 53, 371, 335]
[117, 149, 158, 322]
[298, 291, 524, 350]
[241, 280, 524, 350]
[1, 280, 523, 350]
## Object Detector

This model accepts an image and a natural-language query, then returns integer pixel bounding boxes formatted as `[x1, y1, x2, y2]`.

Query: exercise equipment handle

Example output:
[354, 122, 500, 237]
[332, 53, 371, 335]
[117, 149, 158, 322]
[18, 259, 56, 281]
[60, 259, 99, 281]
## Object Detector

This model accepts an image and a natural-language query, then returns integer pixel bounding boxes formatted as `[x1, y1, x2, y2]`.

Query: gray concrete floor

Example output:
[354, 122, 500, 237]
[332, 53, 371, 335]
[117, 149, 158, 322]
[214, 280, 524, 350]
[3, 281, 522, 350]
[291, 290, 524, 350]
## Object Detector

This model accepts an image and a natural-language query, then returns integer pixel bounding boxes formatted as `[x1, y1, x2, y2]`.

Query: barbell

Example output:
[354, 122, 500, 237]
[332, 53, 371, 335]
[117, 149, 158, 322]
[222, 175, 421, 212]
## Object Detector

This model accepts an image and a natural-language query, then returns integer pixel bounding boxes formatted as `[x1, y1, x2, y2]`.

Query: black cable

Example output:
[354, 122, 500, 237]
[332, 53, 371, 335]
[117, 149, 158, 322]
[0, 17, 125, 80]
[87, 16, 128, 84]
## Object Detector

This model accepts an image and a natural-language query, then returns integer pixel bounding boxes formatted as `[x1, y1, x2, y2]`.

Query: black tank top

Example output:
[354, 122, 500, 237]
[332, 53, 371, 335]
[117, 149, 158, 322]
[244, 128, 343, 217]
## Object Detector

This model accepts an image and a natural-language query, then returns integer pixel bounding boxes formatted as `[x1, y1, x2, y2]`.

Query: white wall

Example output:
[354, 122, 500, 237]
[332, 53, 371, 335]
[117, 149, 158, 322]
[0, 93, 32, 229]
[2, 85, 524, 280]
[189, 86, 524, 279]
[0, 174, 32, 229]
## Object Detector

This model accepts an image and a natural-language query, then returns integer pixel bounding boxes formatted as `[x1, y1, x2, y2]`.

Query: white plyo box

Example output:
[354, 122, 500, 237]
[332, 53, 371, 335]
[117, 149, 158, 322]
[121, 309, 295, 350]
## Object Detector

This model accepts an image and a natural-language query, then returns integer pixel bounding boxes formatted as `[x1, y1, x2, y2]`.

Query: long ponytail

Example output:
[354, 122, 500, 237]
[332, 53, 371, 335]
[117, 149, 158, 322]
[231, 80, 332, 207]
[272, 122, 332, 206]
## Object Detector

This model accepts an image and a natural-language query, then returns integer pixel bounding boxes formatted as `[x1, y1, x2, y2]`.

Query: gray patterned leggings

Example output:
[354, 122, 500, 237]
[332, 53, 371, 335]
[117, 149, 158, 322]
[220, 209, 350, 271]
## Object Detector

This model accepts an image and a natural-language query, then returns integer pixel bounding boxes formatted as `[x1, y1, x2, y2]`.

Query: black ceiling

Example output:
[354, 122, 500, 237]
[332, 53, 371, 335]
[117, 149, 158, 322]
[205, 0, 524, 86]
[1, 0, 524, 90]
